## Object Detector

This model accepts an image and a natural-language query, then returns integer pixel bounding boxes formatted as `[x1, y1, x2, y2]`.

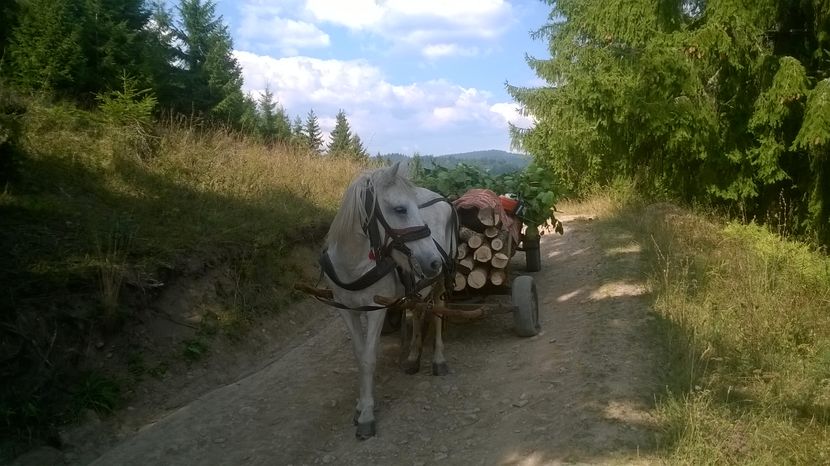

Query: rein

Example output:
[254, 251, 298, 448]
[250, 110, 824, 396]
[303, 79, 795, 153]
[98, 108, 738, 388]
[317, 181, 456, 312]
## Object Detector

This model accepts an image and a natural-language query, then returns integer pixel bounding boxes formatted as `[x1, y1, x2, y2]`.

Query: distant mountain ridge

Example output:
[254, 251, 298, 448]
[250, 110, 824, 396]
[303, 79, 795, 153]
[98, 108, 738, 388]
[378, 149, 529, 175]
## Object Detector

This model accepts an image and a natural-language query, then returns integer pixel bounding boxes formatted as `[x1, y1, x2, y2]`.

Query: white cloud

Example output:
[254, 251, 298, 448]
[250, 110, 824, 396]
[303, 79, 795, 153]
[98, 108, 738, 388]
[302, 0, 513, 57]
[490, 102, 535, 128]
[234, 50, 519, 153]
[237, 2, 329, 54]
[422, 43, 480, 59]
[303, 0, 384, 29]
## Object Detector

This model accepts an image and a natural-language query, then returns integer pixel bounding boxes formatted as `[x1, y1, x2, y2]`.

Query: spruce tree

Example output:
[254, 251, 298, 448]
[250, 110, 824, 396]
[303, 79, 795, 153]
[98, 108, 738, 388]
[0, 0, 19, 61]
[509, 0, 830, 244]
[174, 0, 245, 124]
[257, 86, 291, 144]
[327, 109, 353, 156]
[78, 0, 153, 96]
[291, 115, 305, 147]
[8, 0, 84, 93]
[350, 134, 369, 161]
[304, 109, 323, 154]
[258, 86, 278, 144]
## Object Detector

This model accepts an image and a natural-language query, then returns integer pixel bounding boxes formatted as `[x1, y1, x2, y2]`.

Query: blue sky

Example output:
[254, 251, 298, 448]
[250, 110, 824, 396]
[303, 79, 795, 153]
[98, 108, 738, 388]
[213, 0, 552, 155]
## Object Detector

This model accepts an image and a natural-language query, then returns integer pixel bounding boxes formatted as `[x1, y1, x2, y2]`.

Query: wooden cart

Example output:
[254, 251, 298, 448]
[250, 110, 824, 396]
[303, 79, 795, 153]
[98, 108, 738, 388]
[385, 188, 541, 338]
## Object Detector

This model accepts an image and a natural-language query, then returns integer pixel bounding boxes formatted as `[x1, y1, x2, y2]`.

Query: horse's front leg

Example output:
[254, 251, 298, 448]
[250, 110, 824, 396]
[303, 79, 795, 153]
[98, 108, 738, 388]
[355, 308, 385, 439]
[339, 310, 368, 426]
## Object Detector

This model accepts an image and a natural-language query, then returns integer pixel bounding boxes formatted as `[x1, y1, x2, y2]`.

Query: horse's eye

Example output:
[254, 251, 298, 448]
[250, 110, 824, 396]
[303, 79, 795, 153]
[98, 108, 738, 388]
[393, 206, 407, 215]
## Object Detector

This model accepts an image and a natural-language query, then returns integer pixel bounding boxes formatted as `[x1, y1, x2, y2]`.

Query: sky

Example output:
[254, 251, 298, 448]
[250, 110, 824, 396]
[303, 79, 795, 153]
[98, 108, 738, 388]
[213, 0, 552, 155]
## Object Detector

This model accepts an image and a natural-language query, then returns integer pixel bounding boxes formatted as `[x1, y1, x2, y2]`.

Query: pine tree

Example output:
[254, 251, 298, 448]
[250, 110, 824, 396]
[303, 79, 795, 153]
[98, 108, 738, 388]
[0, 0, 20, 61]
[257, 86, 291, 145]
[291, 115, 305, 147]
[239, 93, 258, 133]
[509, 0, 830, 244]
[8, 0, 84, 93]
[140, 1, 180, 109]
[273, 105, 292, 142]
[327, 109, 353, 156]
[174, 0, 245, 124]
[350, 134, 369, 161]
[78, 0, 153, 97]
[304, 109, 323, 154]
[258, 86, 278, 144]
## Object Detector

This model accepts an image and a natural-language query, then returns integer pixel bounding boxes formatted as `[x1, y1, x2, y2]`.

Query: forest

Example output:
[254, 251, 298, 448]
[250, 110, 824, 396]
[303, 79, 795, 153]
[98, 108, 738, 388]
[1, 0, 829, 462]
[509, 0, 830, 246]
[0, 0, 369, 163]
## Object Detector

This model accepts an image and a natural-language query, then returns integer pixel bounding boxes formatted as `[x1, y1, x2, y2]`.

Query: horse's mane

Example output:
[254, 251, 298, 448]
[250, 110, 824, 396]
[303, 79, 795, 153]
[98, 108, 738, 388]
[325, 165, 416, 249]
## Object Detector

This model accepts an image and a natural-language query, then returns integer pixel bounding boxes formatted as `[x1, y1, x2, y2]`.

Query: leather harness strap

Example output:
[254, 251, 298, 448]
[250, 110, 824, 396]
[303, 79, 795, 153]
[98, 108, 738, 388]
[317, 182, 457, 312]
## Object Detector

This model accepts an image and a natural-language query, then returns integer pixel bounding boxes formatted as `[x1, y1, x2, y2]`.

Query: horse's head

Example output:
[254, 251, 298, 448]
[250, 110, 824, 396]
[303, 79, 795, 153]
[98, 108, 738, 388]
[368, 162, 443, 279]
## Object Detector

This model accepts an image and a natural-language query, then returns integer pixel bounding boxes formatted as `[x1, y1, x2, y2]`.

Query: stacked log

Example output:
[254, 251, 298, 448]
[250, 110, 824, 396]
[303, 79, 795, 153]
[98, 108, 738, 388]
[453, 207, 516, 291]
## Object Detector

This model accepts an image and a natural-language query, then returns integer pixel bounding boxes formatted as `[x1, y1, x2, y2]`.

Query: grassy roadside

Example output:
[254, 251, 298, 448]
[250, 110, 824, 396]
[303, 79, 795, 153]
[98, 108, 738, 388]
[1, 97, 365, 457]
[579, 183, 830, 464]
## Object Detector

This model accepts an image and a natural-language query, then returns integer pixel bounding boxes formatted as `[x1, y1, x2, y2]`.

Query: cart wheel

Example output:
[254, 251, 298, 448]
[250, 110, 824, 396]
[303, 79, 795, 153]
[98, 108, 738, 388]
[382, 308, 402, 335]
[524, 237, 541, 272]
[512, 275, 540, 337]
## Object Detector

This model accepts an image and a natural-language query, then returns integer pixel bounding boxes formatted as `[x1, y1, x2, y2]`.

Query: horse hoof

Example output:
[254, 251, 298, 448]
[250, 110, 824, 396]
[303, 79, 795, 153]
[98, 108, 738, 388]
[356, 421, 376, 440]
[432, 362, 449, 376]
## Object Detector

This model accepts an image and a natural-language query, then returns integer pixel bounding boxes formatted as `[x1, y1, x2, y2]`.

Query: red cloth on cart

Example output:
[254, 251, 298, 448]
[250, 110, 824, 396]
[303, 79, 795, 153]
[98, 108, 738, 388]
[452, 188, 521, 244]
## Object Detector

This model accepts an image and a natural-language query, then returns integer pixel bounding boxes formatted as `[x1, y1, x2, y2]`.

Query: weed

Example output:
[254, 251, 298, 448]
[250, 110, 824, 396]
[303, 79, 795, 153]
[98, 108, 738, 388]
[182, 338, 209, 362]
[146, 362, 169, 379]
[72, 371, 121, 415]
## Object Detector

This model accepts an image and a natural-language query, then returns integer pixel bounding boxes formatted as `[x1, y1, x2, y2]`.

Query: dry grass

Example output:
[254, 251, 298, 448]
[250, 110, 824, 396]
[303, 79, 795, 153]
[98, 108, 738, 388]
[0, 99, 367, 456]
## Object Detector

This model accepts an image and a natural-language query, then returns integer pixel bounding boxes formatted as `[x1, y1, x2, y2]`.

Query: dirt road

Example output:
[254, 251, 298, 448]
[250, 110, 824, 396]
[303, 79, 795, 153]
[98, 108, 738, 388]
[84, 212, 663, 465]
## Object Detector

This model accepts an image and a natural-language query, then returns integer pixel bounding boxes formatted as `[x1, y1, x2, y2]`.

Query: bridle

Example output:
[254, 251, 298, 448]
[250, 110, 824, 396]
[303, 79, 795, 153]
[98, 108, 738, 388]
[317, 180, 455, 311]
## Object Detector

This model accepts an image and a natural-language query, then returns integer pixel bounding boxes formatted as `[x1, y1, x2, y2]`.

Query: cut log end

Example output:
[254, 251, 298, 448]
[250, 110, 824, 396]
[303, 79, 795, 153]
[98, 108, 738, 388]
[473, 245, 493, 263]
[489, 269, 506, 286]
[467, 266, 488, 289]
[467, 233, 484, 249]
[453, 272, 467, 291]
[491, 252, 509, 269]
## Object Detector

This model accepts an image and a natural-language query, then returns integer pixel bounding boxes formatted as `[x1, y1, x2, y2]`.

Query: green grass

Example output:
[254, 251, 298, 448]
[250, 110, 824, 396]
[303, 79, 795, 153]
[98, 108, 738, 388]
[559, 181, 830, 465]
[0, 97, 366, 458]
[582, 188, 830, 464]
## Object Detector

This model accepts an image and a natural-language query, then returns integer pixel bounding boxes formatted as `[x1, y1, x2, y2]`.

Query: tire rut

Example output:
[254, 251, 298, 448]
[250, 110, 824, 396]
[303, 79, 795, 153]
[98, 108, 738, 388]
[87, 213, 663, 466]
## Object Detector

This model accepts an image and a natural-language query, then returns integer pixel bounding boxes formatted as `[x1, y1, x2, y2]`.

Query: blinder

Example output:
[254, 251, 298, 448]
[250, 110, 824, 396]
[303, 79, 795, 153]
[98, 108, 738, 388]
[362, 183, 432, 261]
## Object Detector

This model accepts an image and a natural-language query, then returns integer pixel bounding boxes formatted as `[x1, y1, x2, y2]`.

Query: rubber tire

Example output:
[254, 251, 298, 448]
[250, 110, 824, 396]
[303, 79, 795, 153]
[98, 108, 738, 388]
[524, 237, 541, 272]
[512, 275, 540, 337]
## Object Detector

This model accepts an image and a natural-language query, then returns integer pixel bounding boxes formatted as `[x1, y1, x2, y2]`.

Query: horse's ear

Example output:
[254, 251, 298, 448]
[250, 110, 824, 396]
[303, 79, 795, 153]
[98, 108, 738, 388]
[387, 160, 403, 178]
[391, 160, 406, 178]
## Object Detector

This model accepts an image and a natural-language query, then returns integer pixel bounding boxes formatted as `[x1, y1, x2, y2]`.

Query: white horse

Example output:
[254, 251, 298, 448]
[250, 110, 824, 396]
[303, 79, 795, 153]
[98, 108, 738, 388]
[321, 161, 456, 439]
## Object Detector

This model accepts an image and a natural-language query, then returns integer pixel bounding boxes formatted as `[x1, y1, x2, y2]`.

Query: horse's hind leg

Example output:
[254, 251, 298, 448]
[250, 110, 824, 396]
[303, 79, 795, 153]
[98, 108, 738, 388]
[355, 309, 385, 440]
[431, 285, 449, 376]
[402, 307, 425, 374]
